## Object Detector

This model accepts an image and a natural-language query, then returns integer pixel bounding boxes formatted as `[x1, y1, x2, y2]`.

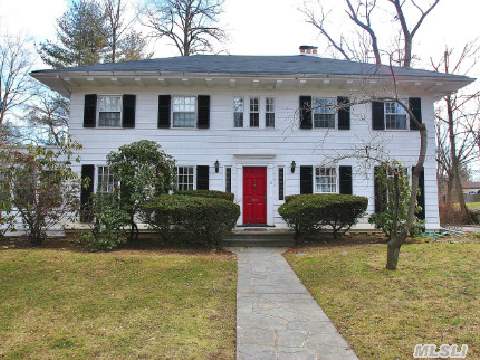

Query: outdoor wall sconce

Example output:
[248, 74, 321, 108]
[214, 160, 220, 173]
[290, 161, 296, 173]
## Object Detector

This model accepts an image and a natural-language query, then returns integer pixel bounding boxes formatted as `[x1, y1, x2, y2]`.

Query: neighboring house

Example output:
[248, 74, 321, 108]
[31, 46, 474, 230]
[462, 181, 480, 194]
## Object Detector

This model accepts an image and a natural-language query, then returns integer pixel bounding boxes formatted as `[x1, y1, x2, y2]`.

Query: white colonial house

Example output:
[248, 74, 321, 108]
[32, 46, 473, 230]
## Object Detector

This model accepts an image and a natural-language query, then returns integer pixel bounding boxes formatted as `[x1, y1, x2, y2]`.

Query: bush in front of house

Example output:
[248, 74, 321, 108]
[106, 140, 176, 242]
[176, 189, 235, 201]
[76, 193, 130, 251]
[278, 193, 368, 241]
[142, 194, 240, 248]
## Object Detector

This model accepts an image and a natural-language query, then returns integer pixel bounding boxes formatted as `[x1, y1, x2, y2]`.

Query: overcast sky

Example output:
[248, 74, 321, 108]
[0, 0, 479, 77]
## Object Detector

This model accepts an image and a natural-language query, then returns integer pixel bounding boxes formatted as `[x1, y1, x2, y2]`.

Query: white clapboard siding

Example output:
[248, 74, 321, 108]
[70, 86, 440, 229]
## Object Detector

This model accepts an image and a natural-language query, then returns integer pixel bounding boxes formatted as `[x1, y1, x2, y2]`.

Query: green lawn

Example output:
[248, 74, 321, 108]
[0, 249, 237, 359]
[466, 201, 480, 210]
[285, 243, 480, 360]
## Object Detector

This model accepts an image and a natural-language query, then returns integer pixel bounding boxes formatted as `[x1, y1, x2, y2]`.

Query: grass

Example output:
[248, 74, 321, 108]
[0, 248, 237, 359]
[466, 201, 480, 210]
[285, 243, 480, 360]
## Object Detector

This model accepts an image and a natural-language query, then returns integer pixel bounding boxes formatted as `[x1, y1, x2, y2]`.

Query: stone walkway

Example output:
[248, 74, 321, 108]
[233, 247, 358, 360]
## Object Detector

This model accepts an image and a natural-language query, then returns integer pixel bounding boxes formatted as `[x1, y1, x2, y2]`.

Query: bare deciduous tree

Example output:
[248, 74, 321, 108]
[432, 41, 480, 222]
[104, 0, 125, 63]
[302, 0, 441, 67]
[143, 0, 226, 56]
[0, 36, 36, 127]
[103, 0, 152, 63]
[389, 0, 440, 68]
[27, 90, 70, 147]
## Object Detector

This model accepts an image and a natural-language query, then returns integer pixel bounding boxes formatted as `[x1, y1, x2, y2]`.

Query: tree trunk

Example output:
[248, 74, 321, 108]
[443, 50, 469, 221]
[447, 175, 453, 206]
[386, 236, 401, 270]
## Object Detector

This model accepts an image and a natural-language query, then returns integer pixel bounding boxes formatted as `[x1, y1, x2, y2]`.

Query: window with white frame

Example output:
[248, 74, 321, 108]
[266, 97, 275, 128]
[249, 97, 259, 127]
[176, 166, 195, 190]
[97, 166, 116, 193]
[233, 97, 244, 127]
[98, 95, 122, 127]
[225, 166, 232, 193]
[315, 167, 337, 193]
[172, 96, 196, 128]
[385, 102, 407, 130]
[313, 97, 336, 129]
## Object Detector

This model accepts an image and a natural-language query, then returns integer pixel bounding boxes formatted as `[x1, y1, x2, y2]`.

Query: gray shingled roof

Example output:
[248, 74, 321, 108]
[31, 55, 472, 81]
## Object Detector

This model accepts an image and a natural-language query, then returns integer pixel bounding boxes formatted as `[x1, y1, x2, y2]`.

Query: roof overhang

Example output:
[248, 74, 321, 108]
[31, 70, 475, 98]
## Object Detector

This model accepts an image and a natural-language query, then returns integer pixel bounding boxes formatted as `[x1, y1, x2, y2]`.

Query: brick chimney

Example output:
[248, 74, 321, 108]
[299, 45, 318, 56]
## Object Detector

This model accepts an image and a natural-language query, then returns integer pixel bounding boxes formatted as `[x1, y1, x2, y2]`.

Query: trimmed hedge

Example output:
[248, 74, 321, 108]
[142, 194, 240, 247]
[176, 190, 234, 202]
[278, 193, 368, 240]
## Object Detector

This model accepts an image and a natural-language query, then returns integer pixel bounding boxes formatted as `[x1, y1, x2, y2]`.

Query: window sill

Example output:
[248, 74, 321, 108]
[299, 128, 338, 131]
[373, 129, 412, 132]
[231, 127, 277, 131]
[88, 126, 124, 130]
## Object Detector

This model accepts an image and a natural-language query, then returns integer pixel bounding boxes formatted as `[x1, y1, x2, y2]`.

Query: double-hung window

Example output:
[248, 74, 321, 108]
[266, 97, 275, 128]
[385, 102, 407, 130]
[173, 96, 196, 128]
[315, 167, 337, 193]
[313, 97, 336, 129]
[249, 97, 259, 127]
[98, 95, 122, 127]
[233, 97, 244, 127]
[177, 166, 195, 191]
[97, 166, 115, 193]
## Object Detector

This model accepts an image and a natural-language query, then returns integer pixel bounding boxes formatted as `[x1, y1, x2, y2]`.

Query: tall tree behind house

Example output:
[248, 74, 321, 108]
[103, 0, 152, 63]
[433, 42, 480, 221]
[38, 0, 108, 68]
[143, 0, 226, 56]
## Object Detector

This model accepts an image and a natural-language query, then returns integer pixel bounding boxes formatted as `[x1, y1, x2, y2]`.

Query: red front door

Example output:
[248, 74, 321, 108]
[243, 167, 267, 225]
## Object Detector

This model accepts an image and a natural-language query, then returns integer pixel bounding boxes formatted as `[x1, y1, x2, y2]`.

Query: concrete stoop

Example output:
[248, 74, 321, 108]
[223, 228, 295, 247]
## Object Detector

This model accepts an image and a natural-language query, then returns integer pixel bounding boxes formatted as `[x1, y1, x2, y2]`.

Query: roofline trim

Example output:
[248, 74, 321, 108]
[30, 70, 475, 84]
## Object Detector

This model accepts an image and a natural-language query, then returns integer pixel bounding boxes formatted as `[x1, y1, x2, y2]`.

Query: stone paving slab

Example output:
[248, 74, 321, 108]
[232, 247, 358, 360]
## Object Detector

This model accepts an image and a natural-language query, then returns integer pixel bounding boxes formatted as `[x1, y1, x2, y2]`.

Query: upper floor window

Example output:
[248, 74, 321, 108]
[315, 167, 337, 193]
[313, 97, 336, 129]
[266, 97, 275, 128]
[98, 95, 122, 127]
[97, 166, 115, 193]
[173, 96, 196, 128]
[249, 97, 259, 127]
[385, 102, 407, 130]
[177, 166, 195, 190]
[233, 97, 244, 127]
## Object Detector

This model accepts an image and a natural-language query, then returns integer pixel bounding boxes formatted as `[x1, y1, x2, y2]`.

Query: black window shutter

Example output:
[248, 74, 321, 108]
[158, 95, 171, 129]
[80, 164, 95, 222]
[337, 96, 350, 130]
[374, 166, 386, 213]
[122, 94, 136, 128]
[300, 165, 313, 194]
[409, 97, 422, 131]
[198, 95, 210, 129]
[413, 167, 425, 220]
[299, 96, 312, 129]
[196, 165, 209, 190]
[372, 102, 385, 130]
[339, 165, 353, 194]
[84, 94, 97, 128]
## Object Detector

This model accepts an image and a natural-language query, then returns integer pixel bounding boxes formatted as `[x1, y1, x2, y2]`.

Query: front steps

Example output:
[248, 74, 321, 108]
[223, 228, 295, 247]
